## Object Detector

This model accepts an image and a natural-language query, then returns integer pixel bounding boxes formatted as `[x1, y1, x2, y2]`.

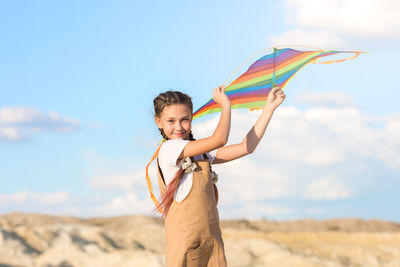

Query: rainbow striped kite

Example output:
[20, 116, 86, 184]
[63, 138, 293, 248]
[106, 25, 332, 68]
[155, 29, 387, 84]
[193, 48, 363, 119]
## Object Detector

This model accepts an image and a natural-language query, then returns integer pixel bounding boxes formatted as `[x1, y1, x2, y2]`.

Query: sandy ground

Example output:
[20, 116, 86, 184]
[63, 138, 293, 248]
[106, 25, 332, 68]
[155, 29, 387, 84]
[1, 212, 400, 267]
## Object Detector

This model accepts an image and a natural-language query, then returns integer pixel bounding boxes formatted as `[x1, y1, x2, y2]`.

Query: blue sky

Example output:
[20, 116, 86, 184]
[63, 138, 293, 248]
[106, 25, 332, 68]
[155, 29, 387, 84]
[1, 0, 399, 221]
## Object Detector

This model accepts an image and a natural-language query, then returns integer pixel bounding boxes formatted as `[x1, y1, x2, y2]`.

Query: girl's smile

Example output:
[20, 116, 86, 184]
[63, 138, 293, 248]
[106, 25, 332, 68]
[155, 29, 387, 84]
[155, 104, 192, 140]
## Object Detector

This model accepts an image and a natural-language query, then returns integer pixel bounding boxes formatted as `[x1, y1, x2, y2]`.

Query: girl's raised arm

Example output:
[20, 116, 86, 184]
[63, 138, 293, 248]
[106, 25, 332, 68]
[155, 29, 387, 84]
[180, 85, 231, 159]
[212, 86, 285, 164]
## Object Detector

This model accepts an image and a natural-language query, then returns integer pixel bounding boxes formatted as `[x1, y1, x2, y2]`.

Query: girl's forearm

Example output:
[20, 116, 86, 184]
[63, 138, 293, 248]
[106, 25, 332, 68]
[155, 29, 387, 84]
[211, 106, 231, 146]
[243, 107, 274, 154]
[212, 108, 274, 164]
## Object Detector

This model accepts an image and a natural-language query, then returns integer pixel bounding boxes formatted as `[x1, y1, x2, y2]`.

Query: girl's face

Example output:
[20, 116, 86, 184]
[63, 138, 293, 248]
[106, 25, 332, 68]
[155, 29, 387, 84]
[155, 104, 192, 140]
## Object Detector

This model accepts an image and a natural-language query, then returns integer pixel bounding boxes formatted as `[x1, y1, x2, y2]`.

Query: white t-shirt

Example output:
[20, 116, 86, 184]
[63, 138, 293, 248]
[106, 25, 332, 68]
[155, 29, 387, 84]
[158, 139, 217, 202]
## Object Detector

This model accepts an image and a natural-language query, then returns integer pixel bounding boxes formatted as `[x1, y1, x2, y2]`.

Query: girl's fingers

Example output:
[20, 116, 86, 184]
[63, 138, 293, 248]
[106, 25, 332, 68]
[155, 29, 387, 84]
[215, 85, 223, 93]
[212, 85, 226, 104]
[216, 85, 225, 95]
[271, 86, 281, 94]
[268, 88, 280, 99]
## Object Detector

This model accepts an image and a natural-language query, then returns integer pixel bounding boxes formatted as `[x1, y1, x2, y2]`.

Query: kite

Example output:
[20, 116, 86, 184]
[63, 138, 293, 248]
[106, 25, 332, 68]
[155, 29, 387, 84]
[193, 47, 363, 120]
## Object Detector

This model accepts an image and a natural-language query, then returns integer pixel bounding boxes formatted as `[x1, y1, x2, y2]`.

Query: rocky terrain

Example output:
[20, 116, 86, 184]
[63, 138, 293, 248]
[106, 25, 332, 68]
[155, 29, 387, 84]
[1, 212, 400, 267]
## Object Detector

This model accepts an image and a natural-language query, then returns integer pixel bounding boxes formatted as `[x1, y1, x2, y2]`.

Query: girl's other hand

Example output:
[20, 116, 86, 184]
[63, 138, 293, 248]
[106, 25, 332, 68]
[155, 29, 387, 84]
[266, 85, 285, 111]
[213, 85, 230, 109]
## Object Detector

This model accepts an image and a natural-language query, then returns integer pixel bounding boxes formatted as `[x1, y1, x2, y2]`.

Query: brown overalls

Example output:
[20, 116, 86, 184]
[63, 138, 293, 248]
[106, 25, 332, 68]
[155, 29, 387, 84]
[157, 159, 227, 267]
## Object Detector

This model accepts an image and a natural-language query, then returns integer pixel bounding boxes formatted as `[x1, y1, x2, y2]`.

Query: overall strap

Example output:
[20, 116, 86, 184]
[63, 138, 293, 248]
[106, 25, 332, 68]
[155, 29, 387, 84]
[203, 153, 219, 204]
[202, 153, 212, 172]
[156, 158, 166, 187]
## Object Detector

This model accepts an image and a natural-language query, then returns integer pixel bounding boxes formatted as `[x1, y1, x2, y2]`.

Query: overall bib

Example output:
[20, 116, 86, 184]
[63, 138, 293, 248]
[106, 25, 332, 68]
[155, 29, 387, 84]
[157, 159, 227, 267]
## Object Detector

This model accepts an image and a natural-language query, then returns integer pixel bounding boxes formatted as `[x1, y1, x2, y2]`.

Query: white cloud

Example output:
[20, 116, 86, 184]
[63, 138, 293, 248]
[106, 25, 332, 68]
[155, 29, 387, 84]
[0, 127, 25, 141]
[304, 177, 352, 200]
[0, 107, 79, 127]
[270, 0, 400, 48]
[0, 189, 154, 218]
[268, 29, 344, 49]
[95, 192, 155, 216]
[88, 167, 157, 193]
[265, 105, 398, 167]
[294, 91, 354, 107]
[88, 172, 141, 192]
[0, 191, 71, 206]
[285, 0, 400, 38]
[85, 158, 161, 216]
[0, 106, 41, 123]
[221, 202, 294, 220]
[0, 106, 80, 142]
[214, 158, 293, 205]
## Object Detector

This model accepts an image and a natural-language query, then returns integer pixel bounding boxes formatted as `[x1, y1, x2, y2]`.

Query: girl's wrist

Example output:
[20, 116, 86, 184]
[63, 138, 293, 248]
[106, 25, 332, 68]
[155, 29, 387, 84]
[221, 102, 231, 110]
[263, 106, 276, 114]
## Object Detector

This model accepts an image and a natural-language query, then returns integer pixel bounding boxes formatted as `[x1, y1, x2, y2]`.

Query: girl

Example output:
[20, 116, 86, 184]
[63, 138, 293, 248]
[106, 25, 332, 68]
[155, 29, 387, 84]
[152, 85, 285, 267]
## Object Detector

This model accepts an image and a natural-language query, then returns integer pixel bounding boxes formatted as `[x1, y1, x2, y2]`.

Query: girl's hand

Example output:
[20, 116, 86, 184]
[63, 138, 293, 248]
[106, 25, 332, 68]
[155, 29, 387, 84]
[266, 85, 285, 111]
[213, 85, 230, 109]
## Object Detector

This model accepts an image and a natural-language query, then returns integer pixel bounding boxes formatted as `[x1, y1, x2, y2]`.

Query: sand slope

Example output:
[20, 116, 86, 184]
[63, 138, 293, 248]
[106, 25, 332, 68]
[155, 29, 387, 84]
[1, 212, 400, 267]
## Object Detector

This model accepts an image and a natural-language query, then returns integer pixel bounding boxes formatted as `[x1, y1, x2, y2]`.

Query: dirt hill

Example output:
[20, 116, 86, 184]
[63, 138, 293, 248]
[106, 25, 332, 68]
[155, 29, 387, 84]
[1, 212, 399, 267]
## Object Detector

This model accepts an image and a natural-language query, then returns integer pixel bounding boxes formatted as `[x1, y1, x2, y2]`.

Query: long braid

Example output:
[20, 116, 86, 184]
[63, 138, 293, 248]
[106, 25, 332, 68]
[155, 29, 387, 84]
[188, 131, 195, 141]
[159, 128, 169, 140]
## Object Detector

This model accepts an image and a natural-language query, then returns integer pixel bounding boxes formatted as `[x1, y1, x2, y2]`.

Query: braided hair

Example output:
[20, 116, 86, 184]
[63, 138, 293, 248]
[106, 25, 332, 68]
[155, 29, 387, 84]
[154, 91, 193, 118]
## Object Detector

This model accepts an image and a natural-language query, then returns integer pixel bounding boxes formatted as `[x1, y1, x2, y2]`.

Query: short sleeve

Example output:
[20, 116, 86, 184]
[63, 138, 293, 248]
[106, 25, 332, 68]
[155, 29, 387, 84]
[192, 149, 218, 163]
[207, 149, 217, 163]
[159, 139, 189, 167]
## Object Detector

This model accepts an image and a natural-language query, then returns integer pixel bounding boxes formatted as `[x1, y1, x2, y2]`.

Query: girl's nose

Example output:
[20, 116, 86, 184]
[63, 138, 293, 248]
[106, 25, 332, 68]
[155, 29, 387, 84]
[175, 122, 183, 130]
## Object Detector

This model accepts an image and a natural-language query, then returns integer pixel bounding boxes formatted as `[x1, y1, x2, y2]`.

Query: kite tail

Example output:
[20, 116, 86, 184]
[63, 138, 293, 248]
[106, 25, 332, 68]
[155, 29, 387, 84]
[313, 51, 364, 64]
